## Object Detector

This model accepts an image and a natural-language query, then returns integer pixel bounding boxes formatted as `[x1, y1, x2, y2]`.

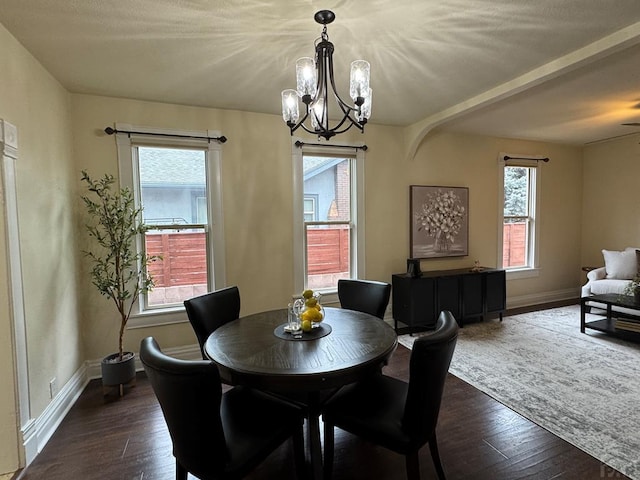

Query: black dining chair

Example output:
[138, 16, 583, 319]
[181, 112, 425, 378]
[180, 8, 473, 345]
[322, 310, 459, 480]
[140, 337, 306, 480]
[184, 286, 241, 359]
[337, 278, 391, 319]
[186, 287, 311, 412]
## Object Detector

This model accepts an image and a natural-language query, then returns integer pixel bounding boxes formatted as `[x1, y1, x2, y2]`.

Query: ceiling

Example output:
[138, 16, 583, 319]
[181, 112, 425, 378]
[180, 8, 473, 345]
[2, 0, 640, 145]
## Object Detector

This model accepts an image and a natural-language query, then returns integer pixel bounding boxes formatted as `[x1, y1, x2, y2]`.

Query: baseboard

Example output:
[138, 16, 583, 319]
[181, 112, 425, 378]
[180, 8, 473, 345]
[506, 287, 579, 310]
[26, 343, 202, 468]
[22, 364, 88, 466]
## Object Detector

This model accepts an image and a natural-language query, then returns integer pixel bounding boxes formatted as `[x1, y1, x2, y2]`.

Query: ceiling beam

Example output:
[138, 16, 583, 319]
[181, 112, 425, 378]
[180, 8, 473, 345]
[403, 20, 640, 160]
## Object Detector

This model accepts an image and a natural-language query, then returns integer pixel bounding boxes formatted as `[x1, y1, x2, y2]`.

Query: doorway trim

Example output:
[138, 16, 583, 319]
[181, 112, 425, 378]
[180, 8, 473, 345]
[1, 119, 34, 466]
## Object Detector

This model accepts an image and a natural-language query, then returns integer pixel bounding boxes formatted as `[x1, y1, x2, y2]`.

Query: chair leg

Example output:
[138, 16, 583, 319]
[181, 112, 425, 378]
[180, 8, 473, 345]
[405, 451, 420, 480]
[176, 459, 188, 480]
[293, 422, 307, 480]
[323, 421, 335, 480]
[428, 432, 446, 480]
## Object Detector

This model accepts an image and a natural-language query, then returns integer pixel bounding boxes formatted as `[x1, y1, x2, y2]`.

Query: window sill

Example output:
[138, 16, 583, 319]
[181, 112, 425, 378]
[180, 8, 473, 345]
[127, 306, 188, 329]
[317, 291, 339, 307]
[505, 268, 540, 280]
[128, 291, 342, 330]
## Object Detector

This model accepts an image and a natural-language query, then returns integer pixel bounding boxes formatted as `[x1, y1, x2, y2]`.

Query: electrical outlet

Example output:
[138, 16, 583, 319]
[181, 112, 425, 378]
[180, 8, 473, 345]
[49, 378, 57, 399]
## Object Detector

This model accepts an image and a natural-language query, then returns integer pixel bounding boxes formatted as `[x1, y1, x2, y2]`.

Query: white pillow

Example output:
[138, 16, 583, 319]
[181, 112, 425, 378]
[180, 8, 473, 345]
[602, 249, 637, 279]
[624, 247, 640, 277]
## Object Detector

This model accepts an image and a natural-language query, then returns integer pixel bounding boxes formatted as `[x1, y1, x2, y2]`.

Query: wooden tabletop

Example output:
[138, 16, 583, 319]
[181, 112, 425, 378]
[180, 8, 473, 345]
[204, 307, 398, 393]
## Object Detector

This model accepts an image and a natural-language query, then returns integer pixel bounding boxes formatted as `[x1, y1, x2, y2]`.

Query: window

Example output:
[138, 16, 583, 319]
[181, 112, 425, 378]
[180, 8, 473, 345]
[303, 196, 317, 222]
[498, 154, 541, 275]
[137, 146, 207, 309]
[115, 124, 226, 327]
[292, 141, 365, 295]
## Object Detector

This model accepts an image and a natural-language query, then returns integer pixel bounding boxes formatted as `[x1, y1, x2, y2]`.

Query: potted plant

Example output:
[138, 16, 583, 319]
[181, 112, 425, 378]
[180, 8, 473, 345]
[81, 170, 159, 395]
[623, 274, 640, 302]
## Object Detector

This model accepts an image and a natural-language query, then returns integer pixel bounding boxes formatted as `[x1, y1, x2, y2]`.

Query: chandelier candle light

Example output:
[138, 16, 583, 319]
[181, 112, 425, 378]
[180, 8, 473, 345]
[281, 10, 372, 140]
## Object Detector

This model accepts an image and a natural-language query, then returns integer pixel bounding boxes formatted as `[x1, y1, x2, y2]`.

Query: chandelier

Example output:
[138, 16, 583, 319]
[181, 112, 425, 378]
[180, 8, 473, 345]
[281, 10, 372, 140]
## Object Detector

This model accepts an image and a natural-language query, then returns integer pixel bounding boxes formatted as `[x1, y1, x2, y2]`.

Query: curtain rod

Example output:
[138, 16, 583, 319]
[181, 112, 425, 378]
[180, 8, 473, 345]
[104, 127, 227, 143]
[503, 155, 549, 162]
[294, 140, 368, 151]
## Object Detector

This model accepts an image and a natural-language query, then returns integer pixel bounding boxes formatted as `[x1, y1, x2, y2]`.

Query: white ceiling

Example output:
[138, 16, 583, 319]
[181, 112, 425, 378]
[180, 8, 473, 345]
[2, 0, 640, 145]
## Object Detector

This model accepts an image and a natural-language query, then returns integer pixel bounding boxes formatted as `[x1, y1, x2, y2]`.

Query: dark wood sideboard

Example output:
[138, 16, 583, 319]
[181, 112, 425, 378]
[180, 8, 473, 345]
[392, 267, 506, 333]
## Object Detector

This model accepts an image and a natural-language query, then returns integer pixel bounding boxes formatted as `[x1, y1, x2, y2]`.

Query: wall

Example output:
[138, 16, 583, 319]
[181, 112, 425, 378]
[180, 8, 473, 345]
[410, 132, 584, 303]
[0, 23, 80, 474]
[71, 94, 585, 362]
[581, 133, 640, 267]
[70, 94, 407, 360]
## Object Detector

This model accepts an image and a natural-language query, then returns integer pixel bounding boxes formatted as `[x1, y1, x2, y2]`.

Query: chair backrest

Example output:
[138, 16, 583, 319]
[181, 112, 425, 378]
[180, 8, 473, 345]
[184, 286, 241, 358]
[402, 310, 458, 445]
[139, 337, 229, 477]
[337, 279, 391, 319]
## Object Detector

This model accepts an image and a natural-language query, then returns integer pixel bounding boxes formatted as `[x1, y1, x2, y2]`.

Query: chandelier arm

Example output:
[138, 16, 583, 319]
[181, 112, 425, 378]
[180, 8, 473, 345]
[327, 99, 366, 135]
[317, 40, 364, 136]
[304, 97, 364, 138]
[287, 107, 312, 134]
[333, 99, 364, 128]
[317, 44, 331, 131]
[326, 52, 359, 116]
[327, 117, 364, 136]
[298, 122, 324, 136]
[324, 110, 361, 134]
[324, 43, 366, 132]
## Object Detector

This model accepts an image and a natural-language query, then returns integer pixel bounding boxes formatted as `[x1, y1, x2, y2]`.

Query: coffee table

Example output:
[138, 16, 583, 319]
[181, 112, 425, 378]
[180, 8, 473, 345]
[581, 293, 640, 337]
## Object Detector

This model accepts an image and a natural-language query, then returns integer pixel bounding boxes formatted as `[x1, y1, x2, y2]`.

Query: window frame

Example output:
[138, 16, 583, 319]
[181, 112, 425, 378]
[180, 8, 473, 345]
[115, 123, 227, 328]
[292, 139, 365, 302]
[497, 153, 542, 279]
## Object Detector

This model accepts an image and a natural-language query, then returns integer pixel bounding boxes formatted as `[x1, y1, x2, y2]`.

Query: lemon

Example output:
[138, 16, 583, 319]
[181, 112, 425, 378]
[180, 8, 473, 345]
[302, 320, 312, 332]
[305, 297, 318, 308]
[302, 289, 314, 299]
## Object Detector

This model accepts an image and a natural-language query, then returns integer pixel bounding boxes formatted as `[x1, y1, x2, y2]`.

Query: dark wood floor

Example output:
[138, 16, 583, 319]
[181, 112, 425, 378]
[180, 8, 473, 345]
[15, 339, 628, 480]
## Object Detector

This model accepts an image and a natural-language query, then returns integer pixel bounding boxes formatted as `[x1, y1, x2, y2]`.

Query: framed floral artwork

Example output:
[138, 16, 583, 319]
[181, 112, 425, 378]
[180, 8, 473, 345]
[410, 185, 469, 259]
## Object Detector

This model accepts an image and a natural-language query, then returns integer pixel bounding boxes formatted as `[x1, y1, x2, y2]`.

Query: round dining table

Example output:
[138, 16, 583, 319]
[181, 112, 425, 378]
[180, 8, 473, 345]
[204, 306, 398, 480]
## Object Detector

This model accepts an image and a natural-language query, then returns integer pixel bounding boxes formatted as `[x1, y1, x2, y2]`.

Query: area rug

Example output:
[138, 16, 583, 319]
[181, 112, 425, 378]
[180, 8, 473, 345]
[398, 305, 640, 479]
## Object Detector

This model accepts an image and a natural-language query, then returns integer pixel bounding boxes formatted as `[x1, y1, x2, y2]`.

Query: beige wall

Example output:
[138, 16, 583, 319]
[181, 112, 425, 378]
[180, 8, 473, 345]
[410, 132, 584, 299]
[581, 134, 640, 267]
[71, 94, 586, 361]
[71, 94, 407, 359]
[0, 23, 81, 474]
